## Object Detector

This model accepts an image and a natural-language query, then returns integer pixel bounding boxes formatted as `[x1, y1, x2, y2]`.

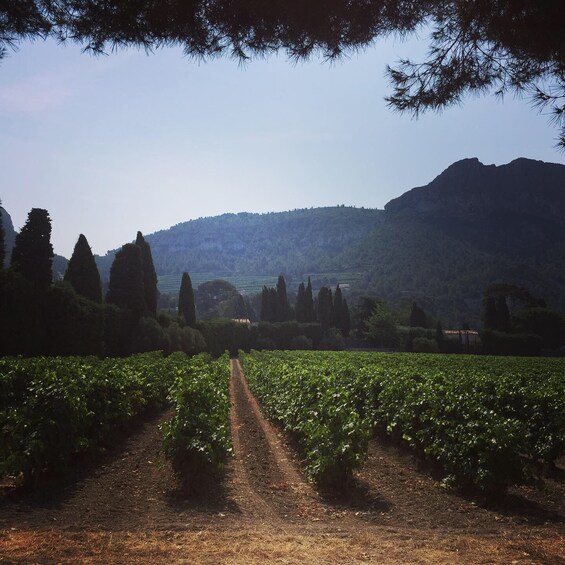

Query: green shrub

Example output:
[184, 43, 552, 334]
[289, 335, 313, 350]
[481, 329, 542, 356]
[411, 337, 440, 353]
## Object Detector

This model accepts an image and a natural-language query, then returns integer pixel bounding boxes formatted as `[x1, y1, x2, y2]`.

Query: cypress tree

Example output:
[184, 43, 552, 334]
[260, 286, 270, 322]
[436, 321, 444, 351]
[64, 234, 102, 303]
[106, 243, 145, 319]
[295, 282, 306, 322]
[333, 284, 344, 329]
[10, 208, 54, 291]
[269, 287, 277, 322]
[276, 275, 290, 322]
[342, 299, 351, 337]
[317, 287, 332, 330]
[305, 276, 315, 322]
[0, 201, 4, 270]
[232, 293, 248, 319]
[329, 288, 334, 326]
[135, 231, 158, 317]
[495, 295, 511, 332]
[409, 302, 427, 328]
[260, 286, 279, 322]
[178, 272, 196, 327]
[483, 296, 497, 329]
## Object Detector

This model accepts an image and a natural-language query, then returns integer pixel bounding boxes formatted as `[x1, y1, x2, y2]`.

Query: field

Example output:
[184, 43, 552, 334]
[1, 352, 564, 563]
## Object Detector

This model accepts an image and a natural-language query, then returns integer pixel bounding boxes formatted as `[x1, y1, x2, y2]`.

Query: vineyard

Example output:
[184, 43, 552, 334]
[241, 351, 565, 494]
[1, 351, 564, 563]
[0, 352, 230, 488]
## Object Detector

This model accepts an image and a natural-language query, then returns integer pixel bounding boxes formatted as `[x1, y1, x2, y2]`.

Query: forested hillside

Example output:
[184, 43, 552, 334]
[358, 158, 565, 325]
[92, 157, 565, 326]
[96, 207, 383, 281]
[341, 216, 565, 326]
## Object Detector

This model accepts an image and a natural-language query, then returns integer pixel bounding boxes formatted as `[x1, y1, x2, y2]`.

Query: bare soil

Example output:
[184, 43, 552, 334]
[0, 358, 563, 564]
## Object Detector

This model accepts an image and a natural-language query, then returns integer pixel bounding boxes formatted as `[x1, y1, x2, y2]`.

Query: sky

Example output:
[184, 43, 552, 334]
[1, 35, 564, 258]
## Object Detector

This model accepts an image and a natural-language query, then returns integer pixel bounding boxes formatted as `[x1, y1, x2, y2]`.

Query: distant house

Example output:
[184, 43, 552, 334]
[232, 318, 251, 326]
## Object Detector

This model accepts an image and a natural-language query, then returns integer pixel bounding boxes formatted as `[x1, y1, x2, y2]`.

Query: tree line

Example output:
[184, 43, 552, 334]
[2, 204, 563, 358]
[0, 206, 204, 357]
[260, 275, 351, 337]
[0, 205, 352, 357]
[361, 289, 565, 356]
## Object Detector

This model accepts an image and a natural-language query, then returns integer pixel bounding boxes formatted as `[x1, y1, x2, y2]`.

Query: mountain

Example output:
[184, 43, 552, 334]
[95, 157, 565, 327]
[386, 157, 565, 219]
[344, 158, 565, 325]
[385, 157, 565, 257]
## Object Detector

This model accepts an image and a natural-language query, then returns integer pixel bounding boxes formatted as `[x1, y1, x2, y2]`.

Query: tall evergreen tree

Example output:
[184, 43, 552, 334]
[64, 234, 102, 302]
[295, 282, 306, 322]
[435, 321, 444, 351]
[135, 231, 158, 317]
[0, 201, 4, 270]
[276, 275, 291, 322]
[268, 287, 277, 322]
[10, 208, 53, 291]
[409, 302, 427, 328]
[260, 286, 279, 322]
[106, 243, 145, 318]
[342, 299, 351, 337]
[260, 286, 271, 322]
[317, 287, 333, 330]
[333, 284, 344, 329]
[495, 295, 511, 332]
[178, 272, 196, 327]
[483, 296, 498, 330]
[305, 276, 315, 322]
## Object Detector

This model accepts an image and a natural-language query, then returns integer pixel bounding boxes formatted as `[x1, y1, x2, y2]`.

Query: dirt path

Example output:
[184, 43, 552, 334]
[0, 358, 564, 564]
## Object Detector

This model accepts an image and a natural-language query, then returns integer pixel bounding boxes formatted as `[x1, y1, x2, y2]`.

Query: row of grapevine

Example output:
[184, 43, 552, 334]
[241, 350, 565, 494]
[162, 354, 232, 490]
[241, 350, 371, 488]
[0, 352, 187, 486]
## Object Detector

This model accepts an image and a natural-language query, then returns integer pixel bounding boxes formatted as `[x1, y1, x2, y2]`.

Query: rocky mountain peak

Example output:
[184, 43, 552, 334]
[384, 157, 565, 220]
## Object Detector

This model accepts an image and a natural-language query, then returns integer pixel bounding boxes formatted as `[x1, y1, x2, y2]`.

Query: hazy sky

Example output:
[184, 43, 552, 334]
[1, 35, 564, 258]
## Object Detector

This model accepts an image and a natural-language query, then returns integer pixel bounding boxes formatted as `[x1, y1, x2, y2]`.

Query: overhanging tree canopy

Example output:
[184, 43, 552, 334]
[2, 1, 564, 145]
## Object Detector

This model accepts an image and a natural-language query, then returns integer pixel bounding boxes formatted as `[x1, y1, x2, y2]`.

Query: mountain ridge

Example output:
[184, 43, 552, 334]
[105, 156, 563, 326]
[5, 156, 565, 327]
[385, 157, 565, 220]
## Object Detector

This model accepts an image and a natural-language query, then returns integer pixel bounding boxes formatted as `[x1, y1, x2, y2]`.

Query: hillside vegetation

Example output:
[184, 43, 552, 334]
[94, 157, 565, 327]
[96, 206, 382, 281]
